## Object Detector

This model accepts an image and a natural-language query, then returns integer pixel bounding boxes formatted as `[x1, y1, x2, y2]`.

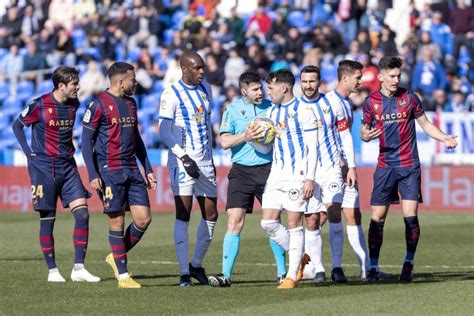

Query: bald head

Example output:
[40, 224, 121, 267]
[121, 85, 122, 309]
[180, 50, 205, 86]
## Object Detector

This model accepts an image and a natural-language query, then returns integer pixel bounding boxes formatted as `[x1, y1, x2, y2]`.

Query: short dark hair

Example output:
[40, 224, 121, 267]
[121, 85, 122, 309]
[52, 66, 79, 89]
[266, 69, 295, 87]
[108, 62, 134, 79]
[239, 71, 261, 88]
[378, 56, 403, 71]
[337, 60, 363, 80]
[300, 65, 321, 80]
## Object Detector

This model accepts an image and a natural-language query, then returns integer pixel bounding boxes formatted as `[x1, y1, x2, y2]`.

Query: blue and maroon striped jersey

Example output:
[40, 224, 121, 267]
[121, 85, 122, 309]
[82, 91, 141, 171]
[18, 93, 79, 157]
[362, 88, 425, 168]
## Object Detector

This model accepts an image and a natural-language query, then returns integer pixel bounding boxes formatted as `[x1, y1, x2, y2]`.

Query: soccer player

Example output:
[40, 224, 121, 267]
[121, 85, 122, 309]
[298, 63, 359, 283]
[12, 66, 100, 283]
[82, 62, 157, 289]
[361, 56, 457, 283]
[158, 50, 218, 286]
[208, 71, 287, 287]
[260, 69, 320, 289]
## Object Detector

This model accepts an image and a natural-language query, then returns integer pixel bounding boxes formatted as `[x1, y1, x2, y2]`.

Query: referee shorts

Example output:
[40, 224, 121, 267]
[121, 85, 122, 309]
[226, 162, 271, 213]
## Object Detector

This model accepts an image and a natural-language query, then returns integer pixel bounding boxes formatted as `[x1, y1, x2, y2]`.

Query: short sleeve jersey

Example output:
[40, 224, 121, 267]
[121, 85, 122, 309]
[266, 98, 317, 182]
[159, 80, 213, 166]
[82, 91, 140, 170]
[362, 88, 425, 168]
[18, 93, 79, 157]
[219, 98, 273, 166]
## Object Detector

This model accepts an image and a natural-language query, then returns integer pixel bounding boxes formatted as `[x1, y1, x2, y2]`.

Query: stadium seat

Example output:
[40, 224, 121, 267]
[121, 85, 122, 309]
[287, 11, 308, 29]
[15, 80, 35, 102]
[83, 47, 101, 61]
[171, 11, 187, 30]
[163, 29, 174, 47]
[0, 81, 9, 101]
[128, 47, 142, 62]
[36, 80, 54, 95]
[115, 43, 126, 61]
[0, 48, 8, 63]
[141, 93, 160, 109]
[72, 29, 87, 50]
[152, 81, 164, 94]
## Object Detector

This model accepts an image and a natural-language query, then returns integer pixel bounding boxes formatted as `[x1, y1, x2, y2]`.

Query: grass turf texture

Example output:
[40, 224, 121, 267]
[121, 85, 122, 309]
[1, 211, 473, 314]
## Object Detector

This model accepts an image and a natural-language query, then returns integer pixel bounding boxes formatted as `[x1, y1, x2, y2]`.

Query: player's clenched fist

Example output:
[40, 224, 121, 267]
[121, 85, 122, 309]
[180, 154, 200, 179]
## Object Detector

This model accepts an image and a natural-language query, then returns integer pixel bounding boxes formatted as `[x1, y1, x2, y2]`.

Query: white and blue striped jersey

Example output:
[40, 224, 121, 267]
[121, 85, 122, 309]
[159, 80, 213, 166]
[266, 98, 318, 182]
[301, 91, 351, 175]
[327, 90, 354, 165]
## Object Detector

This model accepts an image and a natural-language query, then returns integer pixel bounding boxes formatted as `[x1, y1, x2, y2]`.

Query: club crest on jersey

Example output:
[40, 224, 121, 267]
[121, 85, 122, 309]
[194, 106, 205, 123]
[275, 120, 286, 137]
[201, 92, 208, 101]
[398, 99, 407, 106]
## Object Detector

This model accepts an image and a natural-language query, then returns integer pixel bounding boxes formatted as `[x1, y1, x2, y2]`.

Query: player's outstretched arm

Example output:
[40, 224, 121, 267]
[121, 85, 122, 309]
[134, 131, 156, 189]
[12, 119, 32, 156]
[81, 127, 101, 189]
[416, 113, 458, 149]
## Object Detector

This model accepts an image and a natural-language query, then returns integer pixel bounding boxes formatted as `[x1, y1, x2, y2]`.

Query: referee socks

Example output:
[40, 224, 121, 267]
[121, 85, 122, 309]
[222, 233, 240, 279]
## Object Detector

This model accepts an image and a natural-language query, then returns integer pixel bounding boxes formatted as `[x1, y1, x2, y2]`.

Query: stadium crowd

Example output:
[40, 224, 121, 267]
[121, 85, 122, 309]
[0, 0, 473, 150]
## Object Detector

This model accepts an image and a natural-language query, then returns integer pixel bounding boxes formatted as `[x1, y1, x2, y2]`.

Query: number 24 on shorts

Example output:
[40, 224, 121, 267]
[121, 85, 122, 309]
[31, 185, 44, 198]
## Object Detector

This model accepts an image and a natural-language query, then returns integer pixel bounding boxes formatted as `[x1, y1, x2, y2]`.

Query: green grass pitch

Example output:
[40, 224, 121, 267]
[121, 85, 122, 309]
[1, 211, 473, 314]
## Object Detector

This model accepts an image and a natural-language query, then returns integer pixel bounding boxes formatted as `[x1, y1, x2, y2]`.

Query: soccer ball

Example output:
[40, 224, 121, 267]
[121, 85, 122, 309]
[251, 117, 276, 144]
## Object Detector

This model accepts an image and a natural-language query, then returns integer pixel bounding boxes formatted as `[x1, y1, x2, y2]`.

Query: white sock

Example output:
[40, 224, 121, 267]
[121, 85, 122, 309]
[329, 222, 344, 269]
[347, 225, 369, 276]
[73, 263, 84, 271]
[261, 219, 290, 251]
[49, 268, 59, 274]
[118, 272, 130, 280]
[305, 229, 325, 273]
[287, 226, 304, 281]
[174, 219, 189, 275]
[191, 219, 216, 268]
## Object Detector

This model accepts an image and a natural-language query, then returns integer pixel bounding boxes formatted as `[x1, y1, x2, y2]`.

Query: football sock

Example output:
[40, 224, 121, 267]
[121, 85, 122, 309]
[174, 219, 189, 275]
[269, 238, 287, 277]
[191, 219, 216, 268]
[305, 228, 325, 273]
[368, 220, 385, 268]
[404, 216, 420, 263]
[124, 222, 145, 252]
[287, 226, 304, 281]
[39, 210, 57, 269]
[347, 224, 369, 274]
[72, 206, 89, 264]
[108, 229, 127, 274]
[222, 233, 240, 279]
[260, 219, 290, 251]
[329, 222, 344, 268]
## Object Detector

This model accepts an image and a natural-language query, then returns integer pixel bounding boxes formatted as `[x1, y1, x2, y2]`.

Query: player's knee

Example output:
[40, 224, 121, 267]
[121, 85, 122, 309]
[72, 205, 89, 221]
[260, 219, 279, 234]
[205, 211, 218, 222]
[135, 215, 152, 230]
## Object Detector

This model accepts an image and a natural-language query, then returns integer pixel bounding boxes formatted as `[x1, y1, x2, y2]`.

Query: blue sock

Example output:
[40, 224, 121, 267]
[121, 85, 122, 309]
[72, 206, 89, 264]
[222, 233, 240, 279]
[39, 210, 57, 270]
[108, 229, 127, 274]
[404, 216, 420, 263]
[124, 222, 145, 252]
[269, 238, 286, 277]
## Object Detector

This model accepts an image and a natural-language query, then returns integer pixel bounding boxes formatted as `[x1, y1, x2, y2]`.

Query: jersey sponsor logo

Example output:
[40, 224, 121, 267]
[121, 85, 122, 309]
[49, 119, 74, 129]
[83, 109, 91, 123]
[111, 116, 136, 127]
[276, 120, 286, 136]
[375, 111, 408, 124]
[288, 188, 300, 201]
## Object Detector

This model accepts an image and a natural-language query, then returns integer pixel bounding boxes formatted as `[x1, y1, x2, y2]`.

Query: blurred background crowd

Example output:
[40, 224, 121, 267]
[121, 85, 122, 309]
[0, 0, 472, 150]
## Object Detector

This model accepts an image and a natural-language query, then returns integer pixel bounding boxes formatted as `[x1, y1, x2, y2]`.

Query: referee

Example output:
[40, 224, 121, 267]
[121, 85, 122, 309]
[208, 71, 287, 287]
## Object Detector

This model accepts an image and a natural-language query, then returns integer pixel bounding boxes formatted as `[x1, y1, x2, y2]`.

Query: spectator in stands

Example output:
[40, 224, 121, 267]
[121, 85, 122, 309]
[356, 29, 372, 55]
[445, 90, 470, 113]
[224, 48, 245, 88]
[1, 43, 23, 95]
[377, 25, 398, 56]
[21, 4, 41, 40]
[284, 27, 304, 66]
[424, 89, 447, 112]
[127, 5, 160, 53]
[416, 31, 442, 62]
[208, 39, 228, 69]
[35, 28, 55, 58]
[411, 49, 447, 102]
[48, 0, 75, 31]
[449, 0, 474, 69]
[47, 27, 76, 67]
[0, 7, 22, 48]
[360, 53, 379, 93]
[429, 11, 453, 58]
[206, 54, 224, 99]
[23, 40, 48, 84]
[345, 40, 364, 62]
[225, 7, 244, 47]
[247, 4, 272, 35]
[181, 7, 205, 49]
[77, 58, 106, 102]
